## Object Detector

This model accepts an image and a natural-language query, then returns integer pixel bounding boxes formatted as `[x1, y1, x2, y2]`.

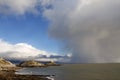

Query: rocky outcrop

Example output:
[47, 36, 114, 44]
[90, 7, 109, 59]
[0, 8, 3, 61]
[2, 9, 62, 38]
[0, 58, 16, 70]
[46, 61, 61, 66]
[19, 60, 45, 67]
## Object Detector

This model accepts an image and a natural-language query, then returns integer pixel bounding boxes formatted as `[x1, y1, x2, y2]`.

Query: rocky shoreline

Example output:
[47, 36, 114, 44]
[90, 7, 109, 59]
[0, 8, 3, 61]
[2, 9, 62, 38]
[0, 70, 53, 80]
[0, 58, 57, 80]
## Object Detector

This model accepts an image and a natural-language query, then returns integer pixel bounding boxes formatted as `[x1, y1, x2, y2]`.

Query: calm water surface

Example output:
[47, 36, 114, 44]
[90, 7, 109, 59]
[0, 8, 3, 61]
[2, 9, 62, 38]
[16, 64, 120, 80]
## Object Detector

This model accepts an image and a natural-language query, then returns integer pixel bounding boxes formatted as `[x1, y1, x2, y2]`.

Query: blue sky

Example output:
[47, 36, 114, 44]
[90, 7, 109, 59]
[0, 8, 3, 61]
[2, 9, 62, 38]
[0, 0, 72, 62]
[0, 14, 60, 53]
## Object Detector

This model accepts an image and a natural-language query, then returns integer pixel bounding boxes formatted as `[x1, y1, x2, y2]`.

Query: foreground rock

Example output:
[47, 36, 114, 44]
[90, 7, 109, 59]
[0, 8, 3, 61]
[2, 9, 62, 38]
[0, 58, 16, 71]
[19, 60, 45, 67]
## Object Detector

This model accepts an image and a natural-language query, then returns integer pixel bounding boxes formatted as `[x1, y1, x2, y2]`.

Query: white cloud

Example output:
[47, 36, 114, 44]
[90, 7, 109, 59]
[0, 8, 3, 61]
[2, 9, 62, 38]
[0, 0, 40, 15]
[0, 0, 56, 15]
[0, 39, 49, 59]
[0, 39, 71, 62]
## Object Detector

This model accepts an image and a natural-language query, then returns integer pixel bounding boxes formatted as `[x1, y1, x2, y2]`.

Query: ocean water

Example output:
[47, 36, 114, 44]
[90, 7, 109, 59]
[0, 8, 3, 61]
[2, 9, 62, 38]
[16, 64, 120, 80]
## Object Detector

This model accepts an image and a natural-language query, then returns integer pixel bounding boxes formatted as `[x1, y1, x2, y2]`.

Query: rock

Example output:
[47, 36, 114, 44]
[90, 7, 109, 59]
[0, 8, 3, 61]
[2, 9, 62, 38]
[0, 67, 2, 70]
[46, 61, 61, 66]
[0, 58, 16, 70]
[19, 60, 45, 67]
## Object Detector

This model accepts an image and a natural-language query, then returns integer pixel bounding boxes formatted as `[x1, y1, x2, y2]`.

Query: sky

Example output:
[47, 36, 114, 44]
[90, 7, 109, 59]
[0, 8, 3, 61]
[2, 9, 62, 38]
[0, 0, 120, 63]
[0, 13, 59, 52]
[0, 0, 71, 62]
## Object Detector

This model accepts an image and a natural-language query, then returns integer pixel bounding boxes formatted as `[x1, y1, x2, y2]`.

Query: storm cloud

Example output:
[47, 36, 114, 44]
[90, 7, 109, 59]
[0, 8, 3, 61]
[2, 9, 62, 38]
[43, 0, 120, 63]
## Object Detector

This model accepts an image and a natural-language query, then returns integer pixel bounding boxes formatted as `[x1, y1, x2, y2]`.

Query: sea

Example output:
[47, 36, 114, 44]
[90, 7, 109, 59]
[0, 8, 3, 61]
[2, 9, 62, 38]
[15, 63, 120, 80]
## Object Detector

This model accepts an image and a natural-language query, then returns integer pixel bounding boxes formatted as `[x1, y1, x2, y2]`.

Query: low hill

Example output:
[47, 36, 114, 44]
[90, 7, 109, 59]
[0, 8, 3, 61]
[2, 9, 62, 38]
[19, 60, 45, 67]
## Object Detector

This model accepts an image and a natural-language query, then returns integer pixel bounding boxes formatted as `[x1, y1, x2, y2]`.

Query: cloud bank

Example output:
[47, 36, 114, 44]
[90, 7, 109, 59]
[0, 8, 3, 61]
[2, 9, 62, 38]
[0, 39, 70, 62]
[43, 0, 120, 63]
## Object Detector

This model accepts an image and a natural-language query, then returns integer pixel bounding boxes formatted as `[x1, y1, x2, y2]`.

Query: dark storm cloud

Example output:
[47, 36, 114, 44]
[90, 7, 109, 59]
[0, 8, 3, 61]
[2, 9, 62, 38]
[43, 0, 120, 63]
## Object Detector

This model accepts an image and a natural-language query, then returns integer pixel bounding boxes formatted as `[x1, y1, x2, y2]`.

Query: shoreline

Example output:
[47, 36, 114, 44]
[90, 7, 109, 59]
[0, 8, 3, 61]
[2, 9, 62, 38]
[0, 70, 53, 80]
[0, 58, 58, 80]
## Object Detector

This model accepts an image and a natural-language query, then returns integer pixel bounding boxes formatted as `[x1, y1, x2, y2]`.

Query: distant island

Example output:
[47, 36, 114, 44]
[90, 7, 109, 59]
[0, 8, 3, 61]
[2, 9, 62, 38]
[18, 60, 61, 67]
[19, 60, 45, 67]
